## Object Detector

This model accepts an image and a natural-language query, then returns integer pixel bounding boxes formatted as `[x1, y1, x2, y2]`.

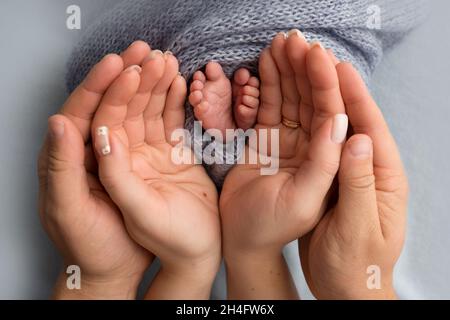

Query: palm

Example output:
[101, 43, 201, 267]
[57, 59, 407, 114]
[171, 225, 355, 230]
[120, 133, 220, 261]
[39, 140, 152, 279]
[221, 124, 317, 249]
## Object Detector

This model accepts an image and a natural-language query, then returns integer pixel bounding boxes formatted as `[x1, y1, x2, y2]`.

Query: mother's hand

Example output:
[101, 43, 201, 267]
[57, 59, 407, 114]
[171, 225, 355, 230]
[38, 42, 154, 299]
[300, 62, 409, 300]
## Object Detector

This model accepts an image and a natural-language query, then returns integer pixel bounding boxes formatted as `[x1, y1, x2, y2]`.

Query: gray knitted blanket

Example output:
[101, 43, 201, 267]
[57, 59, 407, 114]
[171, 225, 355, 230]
[66, 0, 426, 187]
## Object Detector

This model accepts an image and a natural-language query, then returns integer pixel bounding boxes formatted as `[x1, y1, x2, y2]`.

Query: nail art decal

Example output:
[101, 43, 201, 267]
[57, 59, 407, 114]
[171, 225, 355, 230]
[97, 126, 111, 155]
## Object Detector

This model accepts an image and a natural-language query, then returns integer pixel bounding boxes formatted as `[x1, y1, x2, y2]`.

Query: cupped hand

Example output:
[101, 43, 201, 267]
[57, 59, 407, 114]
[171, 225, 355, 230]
[90, 50, 221, 299]
[220, 32, 348, 298]
[38, 41, 155, 299]
[299, 60, 409, 300]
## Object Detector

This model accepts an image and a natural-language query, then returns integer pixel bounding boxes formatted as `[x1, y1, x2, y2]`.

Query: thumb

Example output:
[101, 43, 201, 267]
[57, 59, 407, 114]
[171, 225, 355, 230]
[45, 115, 90, 207]
[336, 134, 380, 231]
[93, 126, 163, 217]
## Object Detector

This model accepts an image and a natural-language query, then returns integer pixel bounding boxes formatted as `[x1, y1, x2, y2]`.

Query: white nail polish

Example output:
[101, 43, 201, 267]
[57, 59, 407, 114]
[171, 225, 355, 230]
[96, 126, 111, 155]
[287, 29, 306, 40]
[331, 114, 348, 144]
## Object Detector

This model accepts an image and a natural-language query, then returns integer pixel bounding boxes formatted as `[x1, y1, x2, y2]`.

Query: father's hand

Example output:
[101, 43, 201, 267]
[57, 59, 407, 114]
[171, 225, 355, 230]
[300, 62, 409, 300]
[38, 42, 154, 299]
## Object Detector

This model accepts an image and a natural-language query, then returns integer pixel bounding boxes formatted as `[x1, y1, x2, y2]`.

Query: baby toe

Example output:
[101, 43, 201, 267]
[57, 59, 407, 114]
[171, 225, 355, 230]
[205, 61, 225, 81]
[193, 70, 206, 83]
[189, 90, 203, 106]
[247, 76, 260, 88]
[191, 80, 204, 91]
[235, 104, 258, 130]
[242, 95, 260, 109]
[234, 68, 251, 86]
[194, 101, 210, 119]
[242, 85, 260, 99]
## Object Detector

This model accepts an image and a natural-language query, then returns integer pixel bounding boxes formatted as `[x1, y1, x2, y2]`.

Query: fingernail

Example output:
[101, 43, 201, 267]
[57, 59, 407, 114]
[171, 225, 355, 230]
[331, 114, 348, 144]
[164, 51, 174, 60]
[48, 120, 64, 139]
[278, 32, 288, 40]
[349, 136, 373, 159]
[96, 126, 111, 156]
[125, 65, 142, 74]
[148, 49, 163, 60]
[311, 41, 325, 50]
[287, 29, 305, 40]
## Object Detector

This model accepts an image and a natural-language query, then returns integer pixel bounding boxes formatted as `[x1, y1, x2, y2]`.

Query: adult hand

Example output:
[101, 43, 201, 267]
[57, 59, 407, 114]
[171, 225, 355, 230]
[299, 61, 409, 300]
[220, 32, 348, 299]
[90, 50, 221, 300]
[38, 42, 154, 299]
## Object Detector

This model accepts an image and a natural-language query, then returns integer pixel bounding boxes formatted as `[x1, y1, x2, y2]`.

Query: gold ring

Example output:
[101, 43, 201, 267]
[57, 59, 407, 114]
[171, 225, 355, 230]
[282, 117, 300, 129]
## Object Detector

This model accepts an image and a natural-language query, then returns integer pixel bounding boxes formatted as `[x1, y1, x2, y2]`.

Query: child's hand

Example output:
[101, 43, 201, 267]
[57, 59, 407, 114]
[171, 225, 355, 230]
[91, 50, 221, 299]
[38, 42, 155, 299]
[300, 61, 408, 300]
[220, 31, 348, 299]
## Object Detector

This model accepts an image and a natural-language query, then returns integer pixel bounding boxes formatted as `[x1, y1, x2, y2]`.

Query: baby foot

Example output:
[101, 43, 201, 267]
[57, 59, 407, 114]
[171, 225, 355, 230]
[189, 62, 260, 138]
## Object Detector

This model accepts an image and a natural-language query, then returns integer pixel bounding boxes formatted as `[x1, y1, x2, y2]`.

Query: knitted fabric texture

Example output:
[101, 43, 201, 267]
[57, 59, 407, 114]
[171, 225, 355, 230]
[66, 0, 426, 187]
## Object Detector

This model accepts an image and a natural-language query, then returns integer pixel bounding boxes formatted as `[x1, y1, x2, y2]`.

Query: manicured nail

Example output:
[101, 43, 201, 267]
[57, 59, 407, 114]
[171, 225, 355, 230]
[125, 65, 142, 74]
[287, 29, 305, 40]
[349, 136, 373, 159]
[331, 114, 348, 144]
[148, 49, 163, 60]
[311, 41, 325, 50]
[96, 126, 111, 156]
[48, 119, 64, 139]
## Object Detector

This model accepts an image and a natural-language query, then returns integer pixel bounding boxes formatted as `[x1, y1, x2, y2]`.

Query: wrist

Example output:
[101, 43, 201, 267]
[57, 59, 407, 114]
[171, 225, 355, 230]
[315, 276, 397, 300]
[224, 248, 298, 300]
[53, 270, 142, 300]
[340, 284, 397, 300]
[145, 259, 219, 300]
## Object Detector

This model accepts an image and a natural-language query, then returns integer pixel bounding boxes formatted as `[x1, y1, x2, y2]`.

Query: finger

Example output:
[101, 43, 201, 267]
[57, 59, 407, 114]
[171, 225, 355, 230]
[327, 49, 339, 66]
[94, 127, 164, 226]
[163, 75, 187, 145]
[293, 114, 348, 219]
[285, 29, 313, 133]
[336, 134, 381, 233]
[144, 53, 179, 145]
[307, 42, 346, 135]
[257, 48, 282, 126]
[44, 115, 90, 210]
[61, 54, 124, 142]
[125, 50, 165, 148]
[91, 65, 141, 150]
[120, 40, 151, 68]
[336, 62, 405, 175]
[271, 32, 300, 123]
